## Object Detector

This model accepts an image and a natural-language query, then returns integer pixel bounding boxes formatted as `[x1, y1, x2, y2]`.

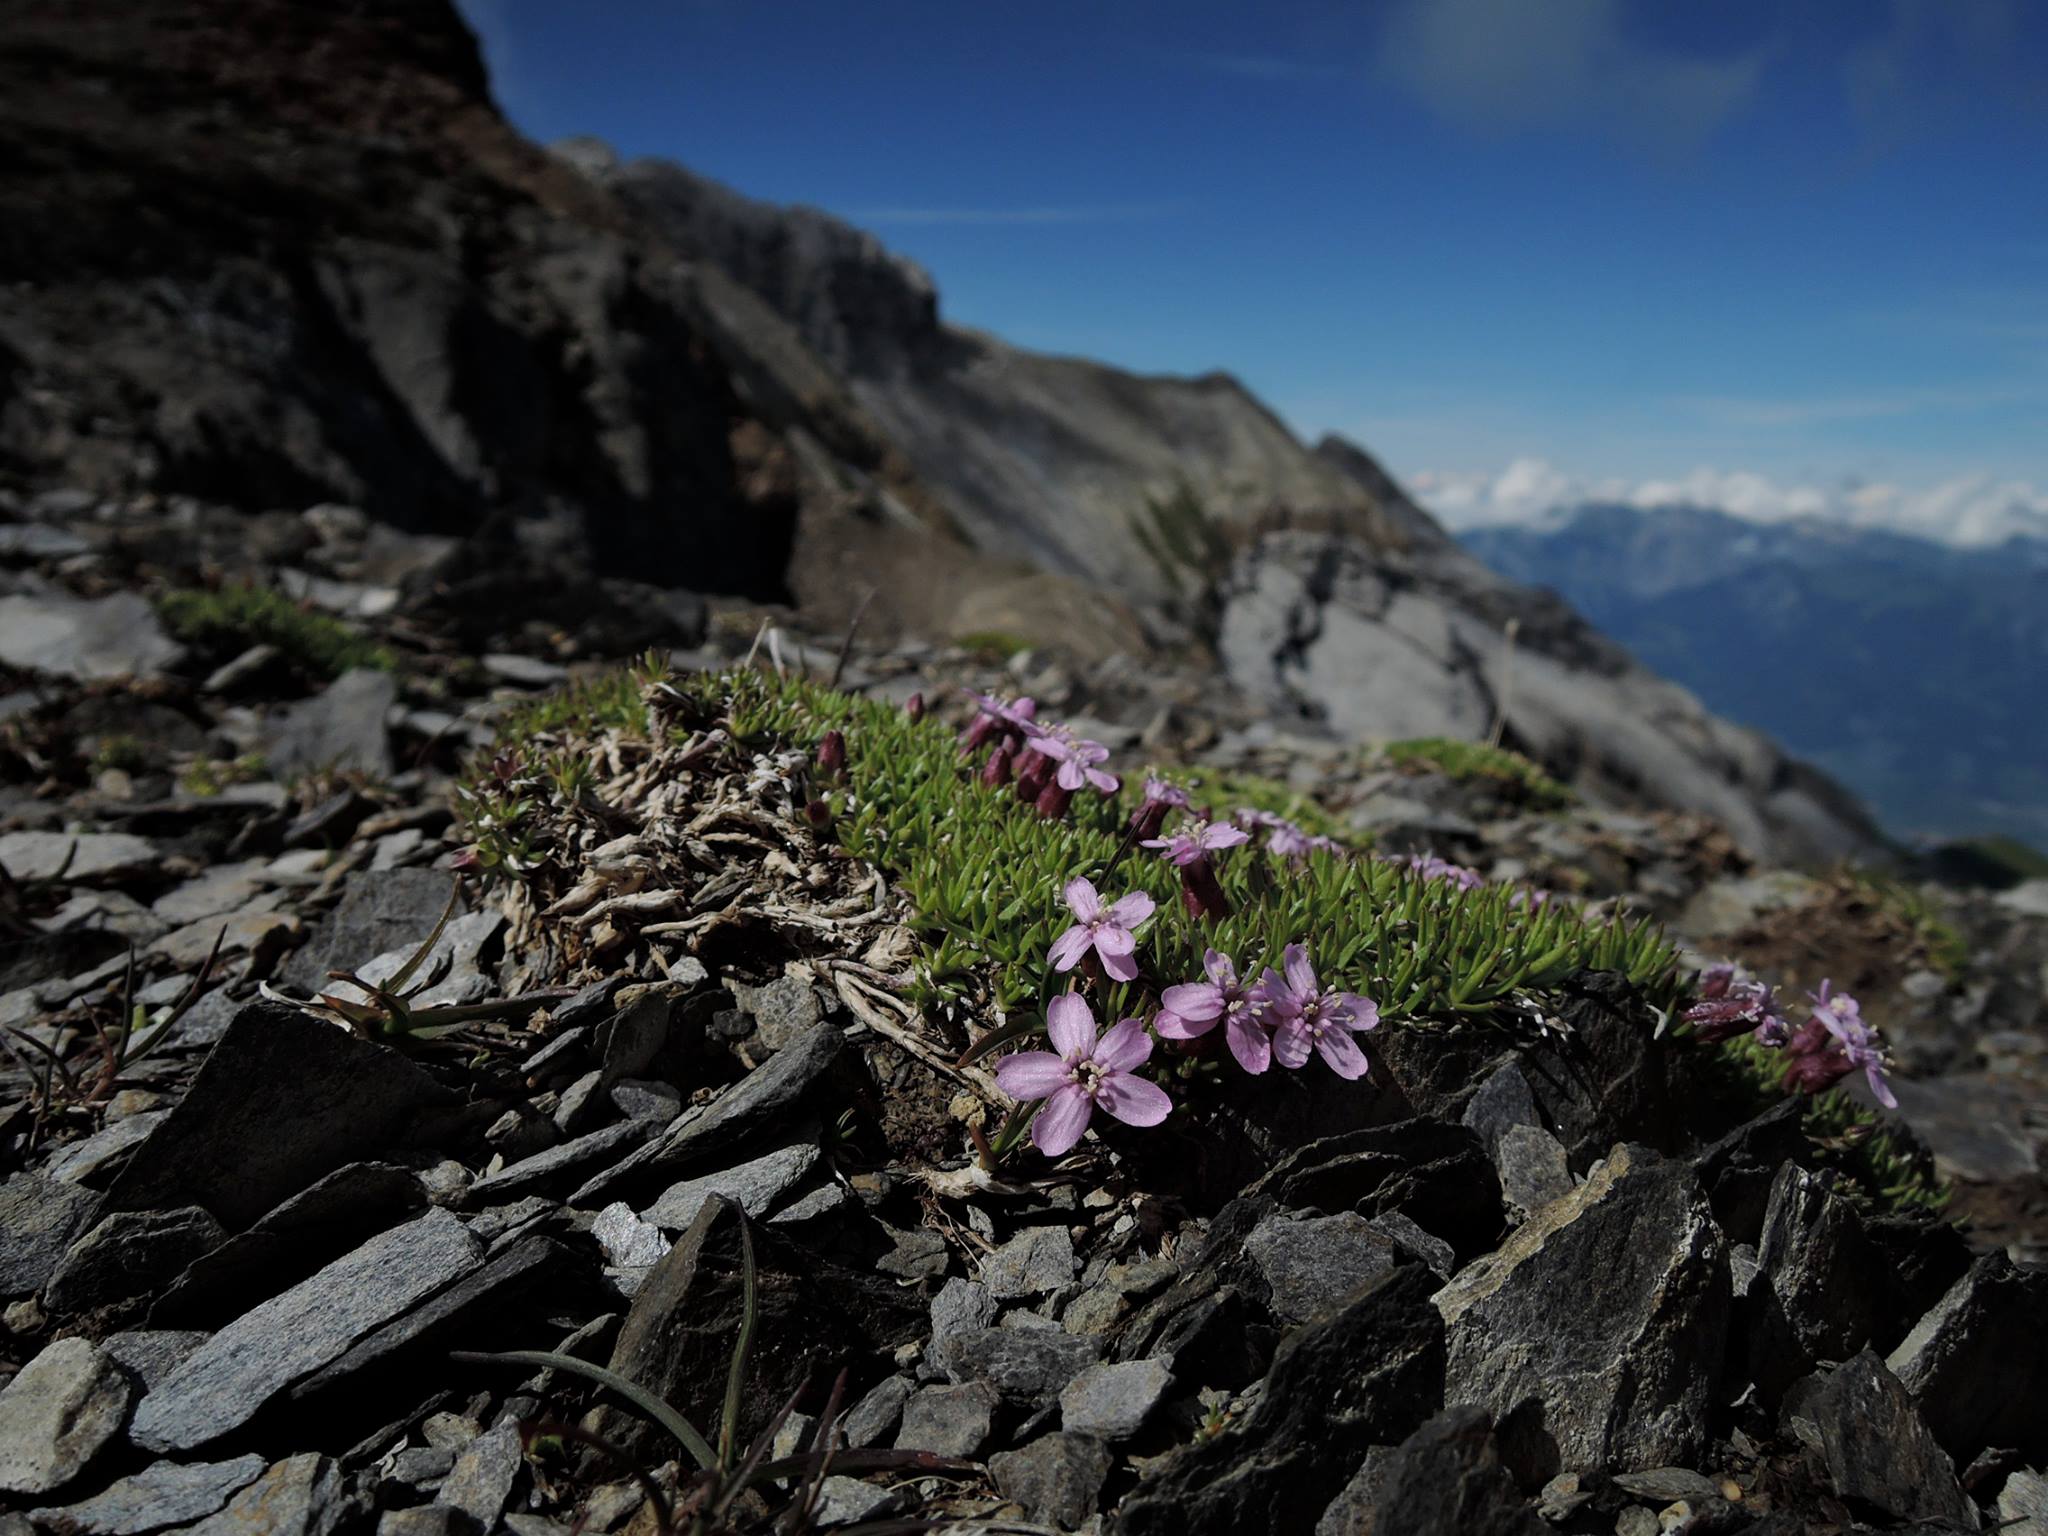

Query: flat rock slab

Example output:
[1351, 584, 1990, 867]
[45, 1206, 229, 1316]
[180, 1453, 344, 1536]
[573, 1022, 846, 1206]
[282, 868, 459, 993]
[129, 1208, 481, 1453]
[1244, 1211, 1396, 1324]
[0, 592, 184, 681]
[260, 668, 396, 779]
[102, 1004, 454, 1229]
[1059, 1359, 1173, 1440]
[0, 1176, 102, 1296]
[1815, 1350, 1977, 1529]
[1365, 1408, 1546, 1536]
[29, 1454, 266, 1535]
[1888, 1252, 2048, 1464]
[642, 1143, 820, 1229]
[0, 1338, 131, 1496]
[0, 830, 161, 884]
[1434, 1143, 1729, 1471]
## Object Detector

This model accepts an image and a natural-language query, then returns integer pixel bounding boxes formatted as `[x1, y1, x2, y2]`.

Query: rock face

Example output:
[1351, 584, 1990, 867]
[1433, 1144, 1729, 1472]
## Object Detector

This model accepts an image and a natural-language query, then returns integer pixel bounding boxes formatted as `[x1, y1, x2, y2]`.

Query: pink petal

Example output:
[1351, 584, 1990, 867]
[1283, 943, 1315, 997]
[1055, 759, 1087, 791]
[1046, 993, 1097, 1057]
[1226, 1011, 1272, 1074]
[1315, 1028, 1370, 1080]
[1087, 768, 1121, 794]
[1106, 890, 1156, 928]
[1063, 877, 1101, 923]
[995, 1051, 1071, 1100]
[1098, 945, 1141, 983]
[1161, 982, 1224, 1022]
[1048, 925, 1092, 972]
[1093, 924, 1137, 958]
[1096, 1073, 1172, 1128]
[1203, 949, 1238, 988]
[1867, 1063, 1898, 1110]
[1153, 1007, 1213, 1040]
[1033, 1086, 1094, 1156]
[1340, 995, 1380, 1032]
[1202, 823, 1252, 850]
[1271, 1017, 1313, 1070]
[1094, 1019, 1154, 1073]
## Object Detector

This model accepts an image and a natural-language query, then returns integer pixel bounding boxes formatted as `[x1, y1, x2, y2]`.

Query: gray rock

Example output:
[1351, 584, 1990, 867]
[101, 1005, 453, 1229]
[1315, 1446, 1396, 1536]
[150, 1162, 428, 1329]
[1750, 1164, 1887, 1398]
[44, 1206, 228, 1316]
[937, 1326, 1101, 1400]
[894, 1382, 999, 1459]
[381, 1446, 454, 1488]
[981, 1225, 1077, 1300]
[481, 652, 567, 687]
[1611, 1467, 1723, 1503]
[1365, 1212, 1456, 1279]
[1434, 1144, 1728, 1470]
[1245, 1211, 1396, 1324]
[876, 1223, 949, 1281]
[841, 1374, 913, 1449]
[572, 1022, 846, 1206]
[175, 1452, 343, 1536]
[28, 1454, 266, 1535]
[1493, 1124, 1573, 1215]
[1059, 1358, 1172, 1440]
[1888, 1252, 2048, 1464]
[129, 1209, 482, 1452]
[261, 668, 396, 779]
[469, 1117, 665, 1205]
[594, 988, 676, 1084]
[1813, 1350, 1977, 1529]
[100, 1331, 209, 1392]
[1460, 1062, 1541, 1157]
[0, 592, 182, 681]
[592, 1202, 670, 1271]
[989, 1432, 1112, 1530]
[1365, 1408, 1544, 1536]
[288, 1235, 572, 1401]
[1998, 1470, 2048, 1536]
[551, 1070, 607, 1135]
[642, 1143, 820, 1229]
[1114, 1266, 1444, 1536]
[812, 1475, 902, 1525]
[609, 1079, 682, 1122]
[769, 1181, 849, 1226]
[439, 1419, 523, 1527]
[0, 1338, 130, 1495]
[44, 1112, 166, 1186]
[375, 1509, 465, 1536]
[0, 1176, 101, 1296]
[729, 973, 823, 1052]
[282, 868, 458, 993]
[926, 1278, 997, 1374]
[0, 830, 159, 884]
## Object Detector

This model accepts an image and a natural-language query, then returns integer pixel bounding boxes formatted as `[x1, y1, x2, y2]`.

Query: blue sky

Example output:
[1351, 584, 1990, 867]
[462, 0, 2046, 521]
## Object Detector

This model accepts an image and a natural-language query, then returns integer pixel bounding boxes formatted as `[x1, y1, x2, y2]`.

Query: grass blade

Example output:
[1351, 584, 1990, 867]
[450, 1349, 716, 1472]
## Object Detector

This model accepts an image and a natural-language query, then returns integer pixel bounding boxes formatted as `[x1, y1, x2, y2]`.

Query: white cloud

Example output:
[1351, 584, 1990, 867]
[1372, 0, 1767, 149]
[1412, 458, 2048, 547]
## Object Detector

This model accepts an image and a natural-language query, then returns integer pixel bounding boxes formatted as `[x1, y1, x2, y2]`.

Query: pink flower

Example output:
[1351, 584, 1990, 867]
[1143, 819, 1251, 866]
[1260, 943, 1379, 1080]
[961, 692, 1036, 754]
[1048, 876, 1155, 982]
[1026, 723, 1121, 795]
[1683, 962, 1788, 1045]
[1131, 776, 1191, 841]
[995, 994, 1172, 1156]
[1810, 979, 1896, 1109]
[1156, 948, 1275, 1073]
[1405, 853, 1485, 891]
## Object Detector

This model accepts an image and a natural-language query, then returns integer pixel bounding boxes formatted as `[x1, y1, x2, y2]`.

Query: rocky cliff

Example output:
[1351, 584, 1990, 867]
[0, 0, 1884, 862]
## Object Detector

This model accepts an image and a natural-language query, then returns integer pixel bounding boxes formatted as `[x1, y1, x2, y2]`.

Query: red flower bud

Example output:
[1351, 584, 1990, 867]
[815, 729, 846, 776]
[905, 692, 925, 721]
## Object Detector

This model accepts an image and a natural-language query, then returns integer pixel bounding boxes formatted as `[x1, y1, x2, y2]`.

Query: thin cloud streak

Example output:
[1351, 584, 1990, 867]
[843, 202, 1192, 227]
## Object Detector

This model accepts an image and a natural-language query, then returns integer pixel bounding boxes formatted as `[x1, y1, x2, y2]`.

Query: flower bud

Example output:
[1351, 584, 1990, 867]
[1035, 781, 1074, 820]
[905, 692, 925, 721]
[981, 742, 1013, 787]
[805, 798, 833, 830]
[815, 729, 846, 777]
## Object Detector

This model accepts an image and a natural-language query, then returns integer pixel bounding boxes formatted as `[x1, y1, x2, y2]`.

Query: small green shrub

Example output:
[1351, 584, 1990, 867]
[157, 583, 394, 678]
[954, 630, 1032, 661]
[1385, 736, 1573, 810]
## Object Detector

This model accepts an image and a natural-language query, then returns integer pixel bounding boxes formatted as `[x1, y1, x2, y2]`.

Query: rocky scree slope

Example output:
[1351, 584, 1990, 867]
[0, 519, 2043, 1531]
[0, 0, 1108, 647]
[551, 146, 1883, 866]
[1, 0, 1879, 860]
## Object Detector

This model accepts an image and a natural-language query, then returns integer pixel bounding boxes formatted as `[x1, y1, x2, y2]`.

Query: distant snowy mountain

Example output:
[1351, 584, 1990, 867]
[1462, 502, 2048, 846]
[1415, 458, 2048, 549]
